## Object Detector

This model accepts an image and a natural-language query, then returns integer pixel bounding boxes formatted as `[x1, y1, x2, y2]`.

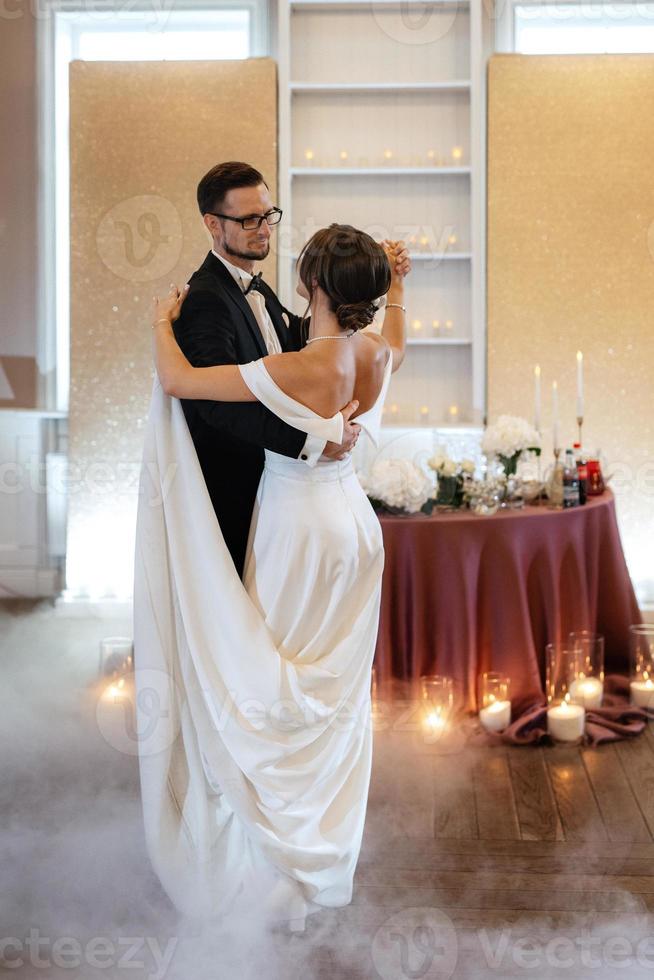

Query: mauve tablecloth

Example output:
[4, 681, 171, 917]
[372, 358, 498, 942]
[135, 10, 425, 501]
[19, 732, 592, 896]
[374, 490, 641, 713]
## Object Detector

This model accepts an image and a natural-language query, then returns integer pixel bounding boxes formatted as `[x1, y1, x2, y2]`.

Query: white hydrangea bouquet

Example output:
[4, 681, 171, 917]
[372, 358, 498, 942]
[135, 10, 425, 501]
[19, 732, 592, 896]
[481, 415, 542, 477]
[358, 459, 433, 515]
[426, 453, 477, 510]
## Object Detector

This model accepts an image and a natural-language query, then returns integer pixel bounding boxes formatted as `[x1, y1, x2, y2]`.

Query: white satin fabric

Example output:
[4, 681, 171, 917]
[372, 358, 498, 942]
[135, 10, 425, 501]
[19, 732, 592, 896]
[133, 352, 392, 925]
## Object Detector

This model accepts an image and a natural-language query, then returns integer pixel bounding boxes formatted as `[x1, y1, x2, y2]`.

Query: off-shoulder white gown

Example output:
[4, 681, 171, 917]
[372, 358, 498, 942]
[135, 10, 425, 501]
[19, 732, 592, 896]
[133, 351, 392, 929]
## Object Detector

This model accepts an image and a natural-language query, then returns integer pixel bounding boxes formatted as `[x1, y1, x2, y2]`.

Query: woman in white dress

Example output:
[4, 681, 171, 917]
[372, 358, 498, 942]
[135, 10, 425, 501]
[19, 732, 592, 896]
[134, 224, 407, 931]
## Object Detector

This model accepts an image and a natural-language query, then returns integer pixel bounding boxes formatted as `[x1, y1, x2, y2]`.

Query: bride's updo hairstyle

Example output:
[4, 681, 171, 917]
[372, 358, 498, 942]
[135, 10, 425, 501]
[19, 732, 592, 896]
[297, 224, 391, 334]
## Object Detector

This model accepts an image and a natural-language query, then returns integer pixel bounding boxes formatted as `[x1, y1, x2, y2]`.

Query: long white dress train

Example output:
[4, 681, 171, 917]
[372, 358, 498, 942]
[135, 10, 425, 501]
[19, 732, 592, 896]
[133, 352, 392, 926]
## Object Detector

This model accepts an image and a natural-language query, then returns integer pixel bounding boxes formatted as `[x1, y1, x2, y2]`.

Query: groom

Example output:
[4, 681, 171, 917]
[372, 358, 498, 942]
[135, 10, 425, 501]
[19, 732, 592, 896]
[173, 161, 408, 578]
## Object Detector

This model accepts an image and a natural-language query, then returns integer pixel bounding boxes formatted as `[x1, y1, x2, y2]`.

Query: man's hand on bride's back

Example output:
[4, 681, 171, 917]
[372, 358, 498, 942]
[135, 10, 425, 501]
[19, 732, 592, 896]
[321, 400, 361, 461]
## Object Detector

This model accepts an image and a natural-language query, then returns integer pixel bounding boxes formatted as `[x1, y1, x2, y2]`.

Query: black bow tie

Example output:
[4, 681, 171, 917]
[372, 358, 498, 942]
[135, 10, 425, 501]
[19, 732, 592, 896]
[243, 272, 264, 295]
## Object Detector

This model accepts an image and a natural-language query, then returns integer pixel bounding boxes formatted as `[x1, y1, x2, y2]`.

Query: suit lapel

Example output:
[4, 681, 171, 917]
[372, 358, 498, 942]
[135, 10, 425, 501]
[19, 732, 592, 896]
[201, 251, 267, 358]
[258, 282, 293, 352]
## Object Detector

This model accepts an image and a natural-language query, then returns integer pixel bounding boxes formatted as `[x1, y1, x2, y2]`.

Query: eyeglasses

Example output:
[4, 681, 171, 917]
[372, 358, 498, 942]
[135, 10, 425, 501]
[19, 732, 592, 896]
[207, 207, 283, 231]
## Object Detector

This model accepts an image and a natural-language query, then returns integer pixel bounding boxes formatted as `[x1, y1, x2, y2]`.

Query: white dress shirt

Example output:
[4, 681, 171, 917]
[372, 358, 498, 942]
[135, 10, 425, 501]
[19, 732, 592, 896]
[211, 249, 327, 465]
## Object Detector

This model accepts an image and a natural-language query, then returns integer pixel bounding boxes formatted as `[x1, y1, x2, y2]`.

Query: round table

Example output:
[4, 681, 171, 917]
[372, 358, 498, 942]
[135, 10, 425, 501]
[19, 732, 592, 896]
[374, 491, 641, 712]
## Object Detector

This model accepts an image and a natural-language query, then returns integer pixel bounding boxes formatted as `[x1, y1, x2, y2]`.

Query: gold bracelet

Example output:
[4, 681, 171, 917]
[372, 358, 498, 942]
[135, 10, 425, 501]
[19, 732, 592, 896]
[152, 317, 172, 329]
[385, 303, 406, 313]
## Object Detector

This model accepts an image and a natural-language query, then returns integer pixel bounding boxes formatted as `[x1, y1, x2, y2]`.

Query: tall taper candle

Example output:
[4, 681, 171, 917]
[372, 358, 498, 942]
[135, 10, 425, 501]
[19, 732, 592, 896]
[576, 350, 584, 419]
[552, 380, 560, 450]
[534, 365, 542, 433]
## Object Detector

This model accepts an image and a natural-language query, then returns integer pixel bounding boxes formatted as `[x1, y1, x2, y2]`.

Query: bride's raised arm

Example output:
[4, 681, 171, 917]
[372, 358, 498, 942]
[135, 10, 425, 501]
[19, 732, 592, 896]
[151, 284, 258, 402]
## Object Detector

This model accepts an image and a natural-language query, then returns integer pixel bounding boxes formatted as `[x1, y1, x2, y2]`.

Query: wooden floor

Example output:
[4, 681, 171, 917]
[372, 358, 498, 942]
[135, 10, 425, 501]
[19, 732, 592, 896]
[290, 685, 654, 979]
[5, 603, 654, 979]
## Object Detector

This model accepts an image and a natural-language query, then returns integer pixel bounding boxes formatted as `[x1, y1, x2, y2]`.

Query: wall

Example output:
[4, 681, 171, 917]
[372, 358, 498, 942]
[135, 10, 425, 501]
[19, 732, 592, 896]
[67, 57, 278, 599]
[0, 7, 39, 407]
[487, 53, 654, 603]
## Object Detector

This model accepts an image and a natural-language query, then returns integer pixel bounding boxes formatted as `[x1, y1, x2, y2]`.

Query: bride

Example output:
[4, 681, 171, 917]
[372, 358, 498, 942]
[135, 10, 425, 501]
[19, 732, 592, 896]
[134, 223, 408, 932]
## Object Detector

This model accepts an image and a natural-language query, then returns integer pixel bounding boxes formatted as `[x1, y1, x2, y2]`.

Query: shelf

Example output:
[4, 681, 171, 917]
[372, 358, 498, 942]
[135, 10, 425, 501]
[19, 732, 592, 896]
[409, 252, 472, 262]
[291, 0, 468, 8]
[290, 81, 472, 93]
[287, 251, 472, 262]
[279, 0, 486, 423]
[406, 338, 472, 346]
[290, 166, 471, 177]
[381, 422, 481, 431]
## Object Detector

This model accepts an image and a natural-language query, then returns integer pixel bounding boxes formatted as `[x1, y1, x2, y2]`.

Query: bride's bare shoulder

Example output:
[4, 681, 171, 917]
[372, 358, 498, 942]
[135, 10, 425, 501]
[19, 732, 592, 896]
[358, 330, 391, 364]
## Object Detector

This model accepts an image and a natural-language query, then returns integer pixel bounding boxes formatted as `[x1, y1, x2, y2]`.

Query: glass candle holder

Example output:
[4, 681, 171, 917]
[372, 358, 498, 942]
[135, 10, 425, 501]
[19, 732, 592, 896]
[567, 630, 604, 709]
[420, 674, 453, 741]
[545, 642, 585, 742]
[630, 624, 654, 708]
[99, 636, 133, 679]
[478, 672, 511, 732]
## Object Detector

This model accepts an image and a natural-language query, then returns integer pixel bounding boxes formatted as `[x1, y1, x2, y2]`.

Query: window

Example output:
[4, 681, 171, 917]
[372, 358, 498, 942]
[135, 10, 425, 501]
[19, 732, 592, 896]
[514, 2, 654, 54]
[39, 2, 266, 411]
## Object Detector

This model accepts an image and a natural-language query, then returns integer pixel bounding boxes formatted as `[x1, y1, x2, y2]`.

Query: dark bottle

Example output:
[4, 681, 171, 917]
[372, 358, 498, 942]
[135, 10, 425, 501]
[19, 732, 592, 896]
[562, 449, 580, 508]
[573, 442, 588, 505]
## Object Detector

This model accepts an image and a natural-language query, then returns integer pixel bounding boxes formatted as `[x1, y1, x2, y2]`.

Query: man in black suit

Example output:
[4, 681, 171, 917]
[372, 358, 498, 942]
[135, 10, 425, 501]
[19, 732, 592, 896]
[173, 161, 362, 578]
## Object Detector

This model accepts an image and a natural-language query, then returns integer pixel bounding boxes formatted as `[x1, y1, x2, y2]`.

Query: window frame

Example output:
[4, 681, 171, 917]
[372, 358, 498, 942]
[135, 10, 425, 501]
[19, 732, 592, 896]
[495, 0, 654, 53]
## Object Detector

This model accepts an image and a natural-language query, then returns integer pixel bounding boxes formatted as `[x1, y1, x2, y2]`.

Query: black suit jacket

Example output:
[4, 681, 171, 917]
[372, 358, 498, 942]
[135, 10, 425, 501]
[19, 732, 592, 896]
[172, 251, 309, 578]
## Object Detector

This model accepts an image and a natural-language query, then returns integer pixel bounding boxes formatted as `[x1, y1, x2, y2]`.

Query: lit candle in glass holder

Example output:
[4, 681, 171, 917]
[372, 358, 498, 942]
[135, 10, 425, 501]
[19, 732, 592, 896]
[304, 148, 315, 165]
[547, 694, 585, 742]
[631, 674, 654, 708]
[448, 234, 458, 246]
[383, 148, 393, 163]
[630, 624, 654, 708]
[478, 673, 511, 733]
[419, 405, 430, 424]
[568, 631, 604, 709]
[444, 319, 454, 332]
[102, 674, 128, 704]
[448, 404, 459, 422]
[389, 402, 400, 423]
[412, 319, 423, 337]
[451, 146, 463, 162]
[339, 149, 349, 163]
[432, 319, 441, 335]
[427, 148, 437, 164]
[419, 236, 430, 250]
[420, 674, 453, 742]
[546, 642, 585, 742]
[99, 636, 133, 679]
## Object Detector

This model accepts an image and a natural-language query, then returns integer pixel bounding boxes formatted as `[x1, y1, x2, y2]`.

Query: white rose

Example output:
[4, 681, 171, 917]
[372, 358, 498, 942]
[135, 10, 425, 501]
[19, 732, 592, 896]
[360, 459, 432, 513]
[427, 453, 446, 473]
[482, 414, 541, 458]
[461, 459, 476, 474]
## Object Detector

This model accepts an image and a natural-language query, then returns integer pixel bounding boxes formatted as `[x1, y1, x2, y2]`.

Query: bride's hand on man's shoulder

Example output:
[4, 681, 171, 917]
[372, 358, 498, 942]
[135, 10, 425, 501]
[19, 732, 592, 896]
[381, 240, 411, 282]
[151, 283, 190, 328]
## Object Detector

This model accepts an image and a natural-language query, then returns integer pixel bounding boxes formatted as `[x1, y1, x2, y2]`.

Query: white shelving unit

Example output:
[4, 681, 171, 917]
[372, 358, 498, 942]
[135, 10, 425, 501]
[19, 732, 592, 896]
[274, 0, 492, 428]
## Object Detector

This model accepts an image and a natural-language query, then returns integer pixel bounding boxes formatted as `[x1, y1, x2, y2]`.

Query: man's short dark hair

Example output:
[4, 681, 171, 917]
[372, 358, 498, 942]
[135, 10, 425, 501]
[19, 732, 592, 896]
[197, 161, 268, 215]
